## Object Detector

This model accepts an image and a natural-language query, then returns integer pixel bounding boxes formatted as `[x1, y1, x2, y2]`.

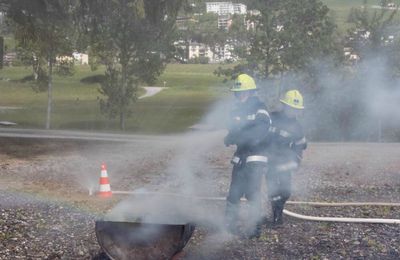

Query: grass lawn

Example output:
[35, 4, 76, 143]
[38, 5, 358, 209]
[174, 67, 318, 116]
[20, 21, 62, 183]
[322, 0, 395, 32]
[0, 64, 231, 133]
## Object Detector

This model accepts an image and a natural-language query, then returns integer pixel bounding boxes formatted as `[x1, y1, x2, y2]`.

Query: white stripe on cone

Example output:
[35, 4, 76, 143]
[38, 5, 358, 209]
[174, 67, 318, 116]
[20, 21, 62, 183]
[98, 163, 112, 197]
[99, 184, 111, 192]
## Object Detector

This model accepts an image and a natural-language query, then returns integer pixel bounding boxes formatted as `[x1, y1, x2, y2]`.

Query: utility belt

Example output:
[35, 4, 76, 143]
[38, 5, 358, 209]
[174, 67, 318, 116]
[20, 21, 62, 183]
[231, 155, 268, 165]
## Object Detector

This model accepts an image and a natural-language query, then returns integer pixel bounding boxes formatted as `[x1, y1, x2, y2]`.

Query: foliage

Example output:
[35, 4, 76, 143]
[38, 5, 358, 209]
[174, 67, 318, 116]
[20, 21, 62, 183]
[82, 0, 184, 130]
[5, 0, 78, 128]
[188, 56, 209, 64]
[99, 67, 137, 120]
[56, 59, 75, 77]
[216, 0, 340, 85]
[80, 74, 106, 84]
[7, 0, 77, 85]
[346, 0, 398, 57]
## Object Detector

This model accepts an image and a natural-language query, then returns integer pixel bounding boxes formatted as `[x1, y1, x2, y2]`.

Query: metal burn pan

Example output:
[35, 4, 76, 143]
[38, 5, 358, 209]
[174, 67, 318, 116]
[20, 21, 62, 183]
[95, 220, 195, 260]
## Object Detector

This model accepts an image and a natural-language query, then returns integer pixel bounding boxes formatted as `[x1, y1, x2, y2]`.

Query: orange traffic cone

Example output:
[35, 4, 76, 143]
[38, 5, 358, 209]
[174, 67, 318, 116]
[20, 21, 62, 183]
[98, 163, 112, 198]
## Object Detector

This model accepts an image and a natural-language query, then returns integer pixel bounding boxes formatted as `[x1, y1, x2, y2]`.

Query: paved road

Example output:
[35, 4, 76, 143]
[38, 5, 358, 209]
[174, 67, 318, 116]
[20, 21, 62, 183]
[0, 127, 177, 143]
[138, 86, 165, 99]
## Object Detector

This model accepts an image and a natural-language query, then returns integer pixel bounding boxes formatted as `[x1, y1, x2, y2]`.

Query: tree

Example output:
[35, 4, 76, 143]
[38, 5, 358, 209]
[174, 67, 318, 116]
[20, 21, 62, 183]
[198, 13, 229, 60]
[82, 0, 183, 130]
[216, 0, 339, 86]
[346, 0, 398, 58]
[6, 0, 77, 129]
[228, 14, 250, 59]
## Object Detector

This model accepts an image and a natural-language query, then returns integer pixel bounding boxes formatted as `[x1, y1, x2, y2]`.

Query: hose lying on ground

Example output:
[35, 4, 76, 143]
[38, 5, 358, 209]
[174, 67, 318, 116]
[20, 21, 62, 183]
[286, 201, 400, 207]
[284, 201, 400, 224]
[111, 190, 400, 224]
[283, 209, 400, 224]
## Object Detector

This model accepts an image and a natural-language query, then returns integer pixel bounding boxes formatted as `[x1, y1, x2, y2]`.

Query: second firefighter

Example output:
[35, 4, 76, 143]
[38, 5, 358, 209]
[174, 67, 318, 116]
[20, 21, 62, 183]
[265, 90, 307, 227]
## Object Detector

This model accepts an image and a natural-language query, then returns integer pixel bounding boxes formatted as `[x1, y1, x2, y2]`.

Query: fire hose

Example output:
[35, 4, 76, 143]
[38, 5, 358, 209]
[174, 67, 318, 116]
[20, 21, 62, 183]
[112, 191, 400, 224]
[282, 201, 400, 224]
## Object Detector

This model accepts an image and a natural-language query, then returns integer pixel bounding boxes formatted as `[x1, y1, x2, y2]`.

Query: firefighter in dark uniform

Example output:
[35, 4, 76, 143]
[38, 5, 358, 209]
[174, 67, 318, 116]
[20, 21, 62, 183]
[224, 74, 271, 238]
[266, 90, 307, 226]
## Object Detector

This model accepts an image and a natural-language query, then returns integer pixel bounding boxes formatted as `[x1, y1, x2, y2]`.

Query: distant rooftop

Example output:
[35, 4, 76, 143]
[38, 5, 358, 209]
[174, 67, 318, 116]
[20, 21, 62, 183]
[206, 2, 247, 15]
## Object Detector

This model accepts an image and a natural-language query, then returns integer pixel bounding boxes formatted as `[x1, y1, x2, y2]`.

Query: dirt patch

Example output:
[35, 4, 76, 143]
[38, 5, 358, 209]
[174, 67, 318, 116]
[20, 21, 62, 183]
[0, 138, 400, 259]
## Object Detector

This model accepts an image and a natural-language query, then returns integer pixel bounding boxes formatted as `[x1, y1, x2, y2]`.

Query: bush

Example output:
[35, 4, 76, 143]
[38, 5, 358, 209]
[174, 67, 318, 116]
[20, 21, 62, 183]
[56, 59, 75, 76]
[188, 56, 209, 64]
[80, 74, 106, 84]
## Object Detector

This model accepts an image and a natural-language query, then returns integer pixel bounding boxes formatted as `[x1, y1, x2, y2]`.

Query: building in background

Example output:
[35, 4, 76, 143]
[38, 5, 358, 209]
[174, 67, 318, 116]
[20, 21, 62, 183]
[174, 40, 236, 63]
[206, 2, 247, 15]
[187, 41, 235, 63]
[218, 14, 232, 29]
[206, 2, 247, 30]
[72, 52, 89, 65]
[188, 42, 214, 62]
[3, 52, 16, 66]
[174, 2, 249, 63]
[57, 52, 89, 65]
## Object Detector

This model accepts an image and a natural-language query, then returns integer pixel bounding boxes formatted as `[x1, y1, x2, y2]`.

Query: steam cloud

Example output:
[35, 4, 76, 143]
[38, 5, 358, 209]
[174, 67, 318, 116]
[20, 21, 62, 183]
[103, 55, 400, 251]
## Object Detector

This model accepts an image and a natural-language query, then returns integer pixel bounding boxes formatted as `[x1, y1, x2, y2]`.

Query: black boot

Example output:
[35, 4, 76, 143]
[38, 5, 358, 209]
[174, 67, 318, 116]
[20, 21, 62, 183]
[244, 221, 262, 239]
[273, 201, 284, 226]
[263, 215, 275, 228]
[225, 202, 239, 235]
[270, 198, 284, 227]
[274, 208, 283, 225]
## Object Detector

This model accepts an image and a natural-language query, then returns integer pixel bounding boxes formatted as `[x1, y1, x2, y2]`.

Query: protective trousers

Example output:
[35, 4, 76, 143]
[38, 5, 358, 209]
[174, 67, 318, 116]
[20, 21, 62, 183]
[265, 170, 292, 224]
[226, 159, 265, 236]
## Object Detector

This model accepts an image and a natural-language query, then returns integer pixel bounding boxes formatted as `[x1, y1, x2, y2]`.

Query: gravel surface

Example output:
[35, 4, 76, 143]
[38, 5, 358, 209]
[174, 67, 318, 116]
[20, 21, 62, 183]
[0, 191, 101, 259]
[1, 137, 400, 259]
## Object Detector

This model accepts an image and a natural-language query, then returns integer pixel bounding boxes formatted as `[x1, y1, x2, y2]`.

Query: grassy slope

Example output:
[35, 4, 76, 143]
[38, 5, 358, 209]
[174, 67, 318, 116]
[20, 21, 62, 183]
[136, 64, 229, 132]
[322, 0, 389, 32]
[0, 64, 230, 133]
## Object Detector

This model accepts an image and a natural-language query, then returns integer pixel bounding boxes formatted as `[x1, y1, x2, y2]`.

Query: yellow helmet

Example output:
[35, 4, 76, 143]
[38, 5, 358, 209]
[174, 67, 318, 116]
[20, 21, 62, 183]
[230, 74, 257, 92]
[280, 90, 304, 109]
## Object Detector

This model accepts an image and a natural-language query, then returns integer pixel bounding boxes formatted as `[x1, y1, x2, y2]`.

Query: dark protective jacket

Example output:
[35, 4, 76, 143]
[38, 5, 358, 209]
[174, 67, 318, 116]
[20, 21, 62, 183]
[224, 96, 271, 163]
[268, 111, 307, 171]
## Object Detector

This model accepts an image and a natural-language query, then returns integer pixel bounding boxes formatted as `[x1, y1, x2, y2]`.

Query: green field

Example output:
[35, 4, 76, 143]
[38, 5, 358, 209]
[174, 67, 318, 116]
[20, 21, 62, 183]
[0, 64, 231, 133]
[322, 0, 393, 32]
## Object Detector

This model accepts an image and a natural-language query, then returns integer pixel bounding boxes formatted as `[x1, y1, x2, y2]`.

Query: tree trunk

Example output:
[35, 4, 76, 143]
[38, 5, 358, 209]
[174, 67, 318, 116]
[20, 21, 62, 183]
[120, 63, 127, 131]
[46, 57, 53, 129]
[33, 54, 39, 80]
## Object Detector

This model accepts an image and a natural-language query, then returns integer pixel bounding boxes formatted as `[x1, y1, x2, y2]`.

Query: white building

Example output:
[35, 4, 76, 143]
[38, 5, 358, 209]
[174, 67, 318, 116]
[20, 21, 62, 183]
[212, 43, 235, 62]
[188, 42, 214, 61]
[57, 52, 89, 65]
[206, 2, 247, 15]
[218, 14, 232, 29]
[233, 3, 247, 14]
[187, 42, 235, 63]
[72, 52, 89, 65]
